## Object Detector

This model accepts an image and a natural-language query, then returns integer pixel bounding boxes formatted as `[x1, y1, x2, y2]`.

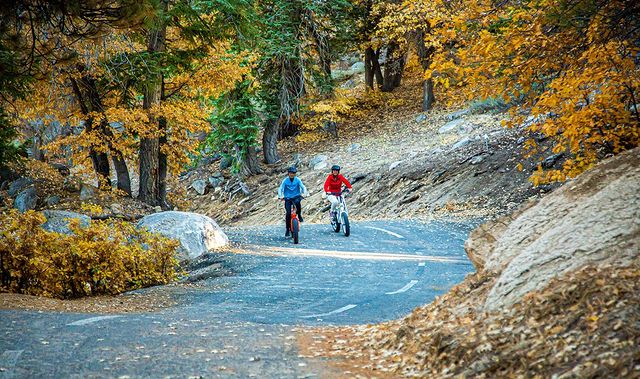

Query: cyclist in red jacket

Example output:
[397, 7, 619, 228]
[324, 165, 352, 219]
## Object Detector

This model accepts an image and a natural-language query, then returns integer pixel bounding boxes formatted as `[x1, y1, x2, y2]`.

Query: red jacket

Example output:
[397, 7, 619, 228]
[324, 174, 352, 194]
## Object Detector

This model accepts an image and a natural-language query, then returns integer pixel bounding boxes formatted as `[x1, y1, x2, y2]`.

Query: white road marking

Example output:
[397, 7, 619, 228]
[237, 245, 469, 264]
[419, 262, 426, 266]
[0, 350, 23, 368]
[363, 226, 405, 239]
[386, 280, 419, 295]
[67, 315, 123, 326]
[301, 304, 357, 319]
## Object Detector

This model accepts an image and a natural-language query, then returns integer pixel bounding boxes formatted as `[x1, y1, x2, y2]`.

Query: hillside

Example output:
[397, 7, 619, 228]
[185, 79, 562, 227]
[301, 148, 640, 377]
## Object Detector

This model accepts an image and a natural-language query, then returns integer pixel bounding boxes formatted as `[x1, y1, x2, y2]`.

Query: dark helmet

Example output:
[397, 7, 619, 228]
[287, 166, 297, 173]
[331, 165, 341, 172]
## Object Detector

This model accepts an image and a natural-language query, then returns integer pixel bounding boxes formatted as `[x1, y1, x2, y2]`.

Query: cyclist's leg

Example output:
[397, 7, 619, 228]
[295, 197, 303, 222]
[284, 199, 292, 232]
[327, 195, 339, 212]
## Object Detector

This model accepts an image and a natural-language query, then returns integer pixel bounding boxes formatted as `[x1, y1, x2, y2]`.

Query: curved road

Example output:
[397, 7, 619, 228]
[0, 219, 477, 378]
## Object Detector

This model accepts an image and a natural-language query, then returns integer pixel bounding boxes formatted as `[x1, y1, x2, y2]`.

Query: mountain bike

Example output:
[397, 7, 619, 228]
[328, 189, 350, 237]
[283, 196, 303, 244]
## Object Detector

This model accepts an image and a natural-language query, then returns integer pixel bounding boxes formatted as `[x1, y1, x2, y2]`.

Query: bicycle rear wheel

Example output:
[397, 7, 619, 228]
[292, 219, 300, 244]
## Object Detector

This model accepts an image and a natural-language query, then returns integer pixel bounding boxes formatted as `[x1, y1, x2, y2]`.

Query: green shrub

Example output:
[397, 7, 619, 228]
[0, 210, 179, 299]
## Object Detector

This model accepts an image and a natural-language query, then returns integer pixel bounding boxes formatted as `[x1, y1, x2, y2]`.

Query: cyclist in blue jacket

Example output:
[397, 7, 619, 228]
[278, 166, 308, 237]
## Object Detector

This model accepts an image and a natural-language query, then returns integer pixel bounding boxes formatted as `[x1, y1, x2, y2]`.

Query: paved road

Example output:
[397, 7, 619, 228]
[0, 219, 477, 378]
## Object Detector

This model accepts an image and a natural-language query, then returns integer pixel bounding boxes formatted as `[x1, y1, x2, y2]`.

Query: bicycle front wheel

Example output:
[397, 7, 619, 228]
[342, 213, 350, 237]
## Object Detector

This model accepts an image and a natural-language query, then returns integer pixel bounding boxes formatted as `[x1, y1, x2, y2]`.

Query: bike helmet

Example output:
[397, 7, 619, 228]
[287, 166, 297, 173]
[331, 165, 341, 172]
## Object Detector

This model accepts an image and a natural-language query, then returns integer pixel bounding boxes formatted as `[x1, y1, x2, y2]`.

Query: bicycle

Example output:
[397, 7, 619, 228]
[327, 188, 350, 237]
[283, 196, 303, 244]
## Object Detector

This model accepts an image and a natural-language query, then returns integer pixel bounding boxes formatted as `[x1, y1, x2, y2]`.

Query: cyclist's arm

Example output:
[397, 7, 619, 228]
[298, 178, 309, 197]
[340, 174, 353, 190]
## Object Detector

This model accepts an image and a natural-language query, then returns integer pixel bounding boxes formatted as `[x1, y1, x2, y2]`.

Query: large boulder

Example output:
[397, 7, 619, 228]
[41, 210, 91, 234]
[8, 177, 33, 197]
[13, 188, 38, 212]
[137, 211, 229, 260]
[464, 148, 640, 312]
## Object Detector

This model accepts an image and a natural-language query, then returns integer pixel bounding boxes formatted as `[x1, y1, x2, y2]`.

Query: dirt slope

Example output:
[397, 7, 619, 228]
[187, 80, 561, 226]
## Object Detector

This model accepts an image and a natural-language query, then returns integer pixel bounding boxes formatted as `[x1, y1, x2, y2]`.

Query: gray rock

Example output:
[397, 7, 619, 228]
[208, 176, 223, 189]
[41, 210, 91, 234]
[415, 114, 428, 123]
[452, 137, 472, 150]
[109, 121, 125, 133]
[63, 177, 82, 193]
[464, 148, 640, 311]
[291, 153, 303, 166]
[219, 157, 232, 170]
[191, 179, 209, 195]
[111, 203, 124, 215]
[313, 161, 328, 170]
[389, 161, 403, 171]
[137, 211, 229, 261]
[80, 184, 97, 200]
[350, 61, 365, 73]
[446, 108, 471, 121]
[309, 154, 328, 168]
[347, 143, 361, 154]
[211, 171, 224, 179]
[341, 79, 357, 89]
[438, 119, 466, 134]
[8, 177, 33, 197]
[14, 188, 38, 212]
[541, 153, 564, 169]
[470, 155, 486, 165]
[45, 196, 60, 206]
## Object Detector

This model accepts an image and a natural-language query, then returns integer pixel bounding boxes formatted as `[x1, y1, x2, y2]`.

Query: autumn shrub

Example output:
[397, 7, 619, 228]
[0, 210, 179, 299]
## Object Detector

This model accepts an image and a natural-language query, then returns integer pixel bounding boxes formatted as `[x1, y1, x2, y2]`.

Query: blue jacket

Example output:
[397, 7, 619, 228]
[278, 176, 307, 199]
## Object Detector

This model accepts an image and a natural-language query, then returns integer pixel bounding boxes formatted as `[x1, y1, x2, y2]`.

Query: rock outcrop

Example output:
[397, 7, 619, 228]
[41, 210, 91, 235]
[137, 211, 229, 261]
[464, 147, 639, 311]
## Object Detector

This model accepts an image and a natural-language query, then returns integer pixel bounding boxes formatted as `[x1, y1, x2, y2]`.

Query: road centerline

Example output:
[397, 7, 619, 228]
[301, 304, 357, 319]
[386, 280, 419, 295]
[67, 315, 123, 326]
[363, 226, 405, 239]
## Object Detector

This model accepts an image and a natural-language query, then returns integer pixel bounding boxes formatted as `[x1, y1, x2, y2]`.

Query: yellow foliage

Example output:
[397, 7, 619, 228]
[0, 210, 179, 299]
[297, 88, 392, 143]
[383, 0, 640, 183]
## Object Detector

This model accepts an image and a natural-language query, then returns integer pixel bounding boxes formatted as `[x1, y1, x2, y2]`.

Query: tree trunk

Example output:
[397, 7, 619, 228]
[139, 1, 167, 206]
[365, 47, 383, 90]
[382, 42, 404, 92]
[262, 119, 280, 164]
[373, 49, 383, 88]
[393, 54, 406, 88]
[423, 77, 435, 111]
[158, 124, 170, 210]
[239, 145, 262, 177]
[111, 153, 131, 196]
[365, 47, 374, 89]
[416, 30, 436, 111]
